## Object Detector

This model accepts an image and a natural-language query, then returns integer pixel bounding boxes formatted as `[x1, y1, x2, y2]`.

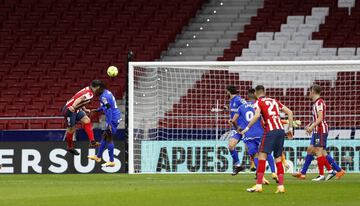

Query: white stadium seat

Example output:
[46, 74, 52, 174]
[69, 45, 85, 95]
[256, 32, 274, 41]
[287, 16, 304, 26]
[241, 48, 258, 57]
[338, 47, 356, 56]
[274, 32, 291, 41]
[318, 48, 337, 56]
[279, 48, 298, 56]
[280, 24, 297, 34]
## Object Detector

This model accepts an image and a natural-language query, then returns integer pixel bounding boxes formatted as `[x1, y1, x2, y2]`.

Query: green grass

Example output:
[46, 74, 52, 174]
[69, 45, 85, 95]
[0, 173, 359, 206]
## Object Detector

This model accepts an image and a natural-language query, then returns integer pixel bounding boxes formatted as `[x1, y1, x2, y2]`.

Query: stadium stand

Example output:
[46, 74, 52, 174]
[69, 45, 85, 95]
[0, 0, 203, 129]
[161, 0, 264, 61]
[217, 0, 360, 61]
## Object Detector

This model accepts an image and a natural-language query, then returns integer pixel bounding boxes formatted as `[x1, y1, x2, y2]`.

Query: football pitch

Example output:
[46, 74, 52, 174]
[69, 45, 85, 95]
[1, 173, 359, 206]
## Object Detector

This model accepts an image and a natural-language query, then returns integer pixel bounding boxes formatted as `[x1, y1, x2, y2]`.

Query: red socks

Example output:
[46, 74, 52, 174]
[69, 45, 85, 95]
[276, 162, 284, 185]
[256, 160, 266, 184]
[317, 156, 326, 175]
[66, 132, 74, 149]
[324, 158, 332, 171]
[83, 122, 94, 141]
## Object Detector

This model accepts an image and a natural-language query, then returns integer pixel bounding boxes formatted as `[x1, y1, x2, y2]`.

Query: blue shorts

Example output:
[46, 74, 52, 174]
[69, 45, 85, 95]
[259, 129, 285, 158]
[311, 133, 328, 148]
[229, 130, 242, 141]
[62, 106, 86, 128]
[106, 118, 121, 134]
[243, 137, 261, 156]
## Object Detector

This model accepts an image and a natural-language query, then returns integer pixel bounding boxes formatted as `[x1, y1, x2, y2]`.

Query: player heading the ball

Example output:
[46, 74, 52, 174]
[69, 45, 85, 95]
[62, 80, 103, 155]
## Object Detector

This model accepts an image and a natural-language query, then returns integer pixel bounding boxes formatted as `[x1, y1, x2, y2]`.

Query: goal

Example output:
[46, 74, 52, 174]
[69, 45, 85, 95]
[128, 61, 360, 174]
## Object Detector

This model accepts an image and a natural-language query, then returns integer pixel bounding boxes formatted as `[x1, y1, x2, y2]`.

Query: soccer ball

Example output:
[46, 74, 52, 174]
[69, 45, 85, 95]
[107, 66, 118, 77]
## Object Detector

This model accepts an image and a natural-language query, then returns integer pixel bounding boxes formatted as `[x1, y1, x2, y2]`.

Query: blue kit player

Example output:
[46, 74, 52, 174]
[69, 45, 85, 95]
[225, 85, 246, 175]
[88, 82, 122, 167]
[236, 89, 278, 183]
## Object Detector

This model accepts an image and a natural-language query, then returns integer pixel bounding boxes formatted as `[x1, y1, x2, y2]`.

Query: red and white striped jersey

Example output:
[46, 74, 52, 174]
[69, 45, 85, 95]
[65, 87, 94, 109]
[312, 98, 329, 134]
[255, 96, 284, 132]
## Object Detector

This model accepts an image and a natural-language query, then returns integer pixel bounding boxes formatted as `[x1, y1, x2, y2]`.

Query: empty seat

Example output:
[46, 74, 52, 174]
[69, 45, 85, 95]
[274, 32, 291, 41]
[248, 41, 265, 50]
[338, 47, 356, 56]
[287, 16, 304, 26]
[280, 48, 298, 56]
[241, 49, 258, 57]
[286, 40, 304, 51]
[298, 24, 316, 33]
[292, 32, 309, 41]
[299, 48, 318, 56]
[256, 32, 274, 41]
[318, 48, 337, 56]
[304, 40, 323, 50]
[305, 16, 323, 25]
[266, 41, 284, 50]
[281, 24, 297, 34]
[261, 49, 279, 57]
[311, 7, 329, 16]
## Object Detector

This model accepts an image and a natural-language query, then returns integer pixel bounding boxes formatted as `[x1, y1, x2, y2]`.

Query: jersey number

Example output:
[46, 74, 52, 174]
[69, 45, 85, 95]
[245, 111, 254, 122]
[265, 100, 279, 116]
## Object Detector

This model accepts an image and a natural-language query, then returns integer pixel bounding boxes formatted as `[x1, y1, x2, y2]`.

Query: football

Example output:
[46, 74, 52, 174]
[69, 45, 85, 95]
[107, 66, 118, 77]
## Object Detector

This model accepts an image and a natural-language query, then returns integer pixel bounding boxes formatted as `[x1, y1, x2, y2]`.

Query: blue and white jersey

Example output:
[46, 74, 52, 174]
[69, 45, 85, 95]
[97, 89, 122, 126]
[238, 101, 264, 142]
[229, 95, 245, 129]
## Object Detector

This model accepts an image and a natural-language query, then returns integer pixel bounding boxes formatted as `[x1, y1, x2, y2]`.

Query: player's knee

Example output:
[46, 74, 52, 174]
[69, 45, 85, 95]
[228, 144, 235, 151]
[81, 116, 91, 124]
[67, 127, 75, 133]
[307, 146, 314, 154]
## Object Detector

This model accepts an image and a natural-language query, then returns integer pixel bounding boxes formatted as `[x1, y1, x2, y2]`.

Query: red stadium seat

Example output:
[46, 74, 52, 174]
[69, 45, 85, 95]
[46, 119, 65, 129]
[7, 121, 27, 130]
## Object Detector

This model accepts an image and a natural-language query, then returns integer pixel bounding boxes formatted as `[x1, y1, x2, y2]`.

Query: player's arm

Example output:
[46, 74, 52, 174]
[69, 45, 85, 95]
[241, 107, 260, 135]
[281, 105, 294, 139]
[229, 113, 243, 132]
[307, 110, 323, 133]
[103, 96, 114, 132]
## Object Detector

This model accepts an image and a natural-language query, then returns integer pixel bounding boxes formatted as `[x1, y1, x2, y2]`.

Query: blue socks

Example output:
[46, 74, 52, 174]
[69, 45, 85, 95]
[96, 139, 115, 162]
[108, 141, 115, 162]
[97, 139, 107, 158]
[230, 149, 240, 166]
[326, 155, 341, 172]
[301, 154, 314, 175]
[267, 155, 276, 173]
[254, 157, 258, 168]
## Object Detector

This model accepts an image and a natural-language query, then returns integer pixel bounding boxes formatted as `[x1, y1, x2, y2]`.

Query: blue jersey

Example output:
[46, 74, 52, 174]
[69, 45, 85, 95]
[97, 89, 122, 126]
[238, 101, 263, 140]
[229, 95, 245, 120]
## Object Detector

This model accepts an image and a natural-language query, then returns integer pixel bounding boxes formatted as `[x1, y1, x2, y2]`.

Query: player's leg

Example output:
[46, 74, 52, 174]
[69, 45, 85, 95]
[266, 154, 278, 183]
[228, 131, 244, 175]
[273, 130, 286, 193]
[88, 130, 108, 162]
[292, 136, 315, 179]
[79, 113, 99, 148]
[321, 133, 345, 179]
[102, 121, 118, 167]
[64, 109, 79, 155]
[247, 132, 274, 193]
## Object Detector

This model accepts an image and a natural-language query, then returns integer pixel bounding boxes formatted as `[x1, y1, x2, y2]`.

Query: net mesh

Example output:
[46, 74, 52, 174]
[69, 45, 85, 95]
[130, 62, 360, 174]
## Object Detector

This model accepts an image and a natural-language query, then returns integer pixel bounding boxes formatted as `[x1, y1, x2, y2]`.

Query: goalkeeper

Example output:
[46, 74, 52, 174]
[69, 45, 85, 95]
[88, 82, 122, 167]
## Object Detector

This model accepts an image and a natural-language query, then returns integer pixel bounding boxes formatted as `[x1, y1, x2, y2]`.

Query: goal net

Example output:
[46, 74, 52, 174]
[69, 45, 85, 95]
[128, 61, 360, 174]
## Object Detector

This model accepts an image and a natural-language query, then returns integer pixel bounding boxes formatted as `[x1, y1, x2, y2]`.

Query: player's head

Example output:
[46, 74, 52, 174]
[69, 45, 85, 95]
[309, 84, 321, 99]
[90, 79, 105, 94]
[226, 85, 238, 98]
[254, 85, 265, 98]
[248, 88, 257, 100]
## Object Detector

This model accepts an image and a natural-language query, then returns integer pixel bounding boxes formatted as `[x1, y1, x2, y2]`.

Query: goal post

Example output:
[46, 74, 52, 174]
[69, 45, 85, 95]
[128, 61, 360, 174]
